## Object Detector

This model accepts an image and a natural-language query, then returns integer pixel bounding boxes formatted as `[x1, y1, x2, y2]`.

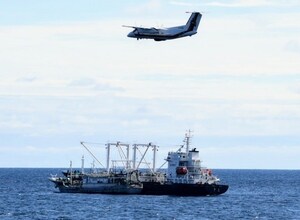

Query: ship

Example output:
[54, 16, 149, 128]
[49, 142, 143, 194]
[49, 168, 142, 194]
[141, 131, 229, 196]
[49, 131, 229, 196]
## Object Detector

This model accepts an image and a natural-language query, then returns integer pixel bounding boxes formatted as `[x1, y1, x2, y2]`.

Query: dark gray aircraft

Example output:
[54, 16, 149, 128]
[124, 12, 202, 41]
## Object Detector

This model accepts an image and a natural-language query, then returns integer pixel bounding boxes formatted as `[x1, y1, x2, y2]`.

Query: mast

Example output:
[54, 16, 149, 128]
[133, 143, 157, 173]
[132, 144, 137, 169]
[106, 143, 111, 173]
[70, 160, 73, 184]
[106, 142, 131, 171]
[152, 143, 157, 172]
[185, 129, 192, 154]
[126, 143, 130, 169]
[81, 155, 85, 174]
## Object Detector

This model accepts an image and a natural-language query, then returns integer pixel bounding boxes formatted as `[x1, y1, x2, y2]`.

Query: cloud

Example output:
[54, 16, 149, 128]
[0, 118, 32, 130]
[265, 13, 300, 30]
[1, 3, 300, 169]
[205, 0, 300, 8]
[125, 0, 162, 14]
[68, 78, 125, 93]
[169, 1, 199, 7]
[285, 40, 300, 53]
[207, 0, 272, 8]
[16, 76, 38, 83]
[201, 145, 300, 169]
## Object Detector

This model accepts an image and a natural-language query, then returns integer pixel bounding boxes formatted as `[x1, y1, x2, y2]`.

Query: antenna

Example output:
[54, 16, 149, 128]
[184, 129, 193, 153]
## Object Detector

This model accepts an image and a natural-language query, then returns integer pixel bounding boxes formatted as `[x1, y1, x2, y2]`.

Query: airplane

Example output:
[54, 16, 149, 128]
[123, 12, 202, 41]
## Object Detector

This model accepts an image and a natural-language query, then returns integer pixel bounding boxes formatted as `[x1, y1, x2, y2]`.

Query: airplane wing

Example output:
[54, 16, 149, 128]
[122, 25, 138, 29]
[122, 25, 156, 31]
[123, 25, 160, 33]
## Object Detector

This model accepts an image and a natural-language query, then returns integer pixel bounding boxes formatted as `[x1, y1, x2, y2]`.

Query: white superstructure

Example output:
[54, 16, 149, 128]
[166, 131, 220, 184]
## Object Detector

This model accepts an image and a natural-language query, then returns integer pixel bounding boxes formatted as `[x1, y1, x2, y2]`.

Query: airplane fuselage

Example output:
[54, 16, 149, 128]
[127, 26, 197, 41]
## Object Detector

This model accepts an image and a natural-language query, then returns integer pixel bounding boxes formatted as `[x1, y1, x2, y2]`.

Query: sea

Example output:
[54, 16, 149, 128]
[0, 169, 299, 220]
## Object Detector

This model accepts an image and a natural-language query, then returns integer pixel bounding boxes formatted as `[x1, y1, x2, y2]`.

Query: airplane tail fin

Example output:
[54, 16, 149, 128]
[185, 12, 202, 32]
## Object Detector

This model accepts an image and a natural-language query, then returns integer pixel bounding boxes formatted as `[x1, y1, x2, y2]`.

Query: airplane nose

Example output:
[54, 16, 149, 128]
[127, 32, 135, 38]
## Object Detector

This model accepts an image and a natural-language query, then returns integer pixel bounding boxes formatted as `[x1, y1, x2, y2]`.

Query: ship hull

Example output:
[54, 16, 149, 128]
[51, 179, 228, 196]
[141, 182, 229, 196]
[56, 183, 142, 194]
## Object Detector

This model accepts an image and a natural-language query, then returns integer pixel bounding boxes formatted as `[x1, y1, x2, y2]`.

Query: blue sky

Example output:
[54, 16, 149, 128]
[0, 0, 299, 169]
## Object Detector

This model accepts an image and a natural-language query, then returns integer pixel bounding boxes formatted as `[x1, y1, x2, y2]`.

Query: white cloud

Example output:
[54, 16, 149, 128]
[285, 40, 300, 53]
[206, 0, 300, 8]
[0, 117, 32, 130]
[1, 5, 300, 168]
[125, 0, 162, 14]
[201, 145, 300, 169]
[169, 0, 280, 8]
[207, 0, 272, 8]
[169, 1, 198, 7]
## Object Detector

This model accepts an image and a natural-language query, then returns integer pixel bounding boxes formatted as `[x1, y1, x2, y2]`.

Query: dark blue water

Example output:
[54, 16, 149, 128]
[0, 169, 299, 219]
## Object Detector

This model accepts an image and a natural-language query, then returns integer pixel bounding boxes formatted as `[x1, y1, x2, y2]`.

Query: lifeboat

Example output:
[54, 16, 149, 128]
[176, 166, 188, 175]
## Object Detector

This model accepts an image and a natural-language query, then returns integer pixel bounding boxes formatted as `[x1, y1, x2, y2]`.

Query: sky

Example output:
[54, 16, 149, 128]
[0, 0, 299, 169]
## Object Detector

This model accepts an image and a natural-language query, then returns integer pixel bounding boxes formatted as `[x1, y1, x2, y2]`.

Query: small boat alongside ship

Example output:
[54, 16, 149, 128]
[49, 168, 142, 194]
[49, 131, 229, 196]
